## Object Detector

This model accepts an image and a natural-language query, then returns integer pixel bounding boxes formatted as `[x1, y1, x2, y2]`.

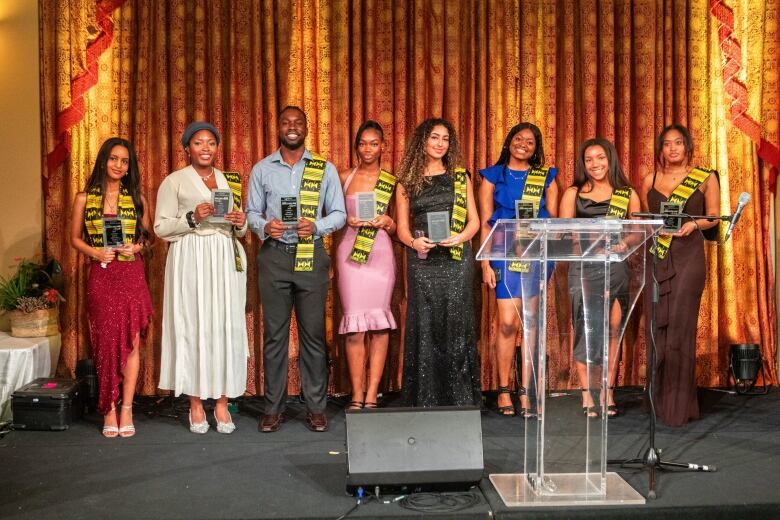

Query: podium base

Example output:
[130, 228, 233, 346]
[490, 472, 645, 507]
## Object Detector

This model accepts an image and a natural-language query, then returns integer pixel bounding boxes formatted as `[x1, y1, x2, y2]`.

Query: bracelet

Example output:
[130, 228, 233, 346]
[410, 237, 417, 249]
[186, 210, 200, 229]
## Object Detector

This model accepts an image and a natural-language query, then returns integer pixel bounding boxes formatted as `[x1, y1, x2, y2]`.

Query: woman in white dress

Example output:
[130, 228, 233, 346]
[155, 122, 248, 434]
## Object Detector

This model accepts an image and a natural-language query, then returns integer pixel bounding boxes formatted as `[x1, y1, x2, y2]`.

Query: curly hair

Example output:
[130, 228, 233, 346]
[397, 118, 464, 196]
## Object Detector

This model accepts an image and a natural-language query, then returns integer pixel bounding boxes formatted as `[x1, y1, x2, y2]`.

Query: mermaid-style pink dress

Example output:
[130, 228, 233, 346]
[335, 172, 397, 333]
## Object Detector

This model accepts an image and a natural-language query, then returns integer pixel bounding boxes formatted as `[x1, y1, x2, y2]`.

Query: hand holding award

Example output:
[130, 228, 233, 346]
[209, 189, 232, 223]
[193, 201, 215, 224]
[438, 232, 462, 248]
[296, 217, 316, 239]
[101, 217, 125, 268]
[224, 210, 246, 228]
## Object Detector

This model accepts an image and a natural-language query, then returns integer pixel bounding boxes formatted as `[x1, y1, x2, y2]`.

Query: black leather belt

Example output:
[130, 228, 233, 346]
[265, 238, 322, 254]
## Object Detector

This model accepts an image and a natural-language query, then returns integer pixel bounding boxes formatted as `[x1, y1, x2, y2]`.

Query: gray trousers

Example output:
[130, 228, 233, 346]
[258, 240, 330, 413]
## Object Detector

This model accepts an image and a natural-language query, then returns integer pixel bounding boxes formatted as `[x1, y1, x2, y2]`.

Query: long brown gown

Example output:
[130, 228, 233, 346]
[645, 176, 708, 427]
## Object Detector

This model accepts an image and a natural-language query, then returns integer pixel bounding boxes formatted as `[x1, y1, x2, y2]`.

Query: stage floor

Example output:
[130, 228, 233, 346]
[1, 387, 778, 519]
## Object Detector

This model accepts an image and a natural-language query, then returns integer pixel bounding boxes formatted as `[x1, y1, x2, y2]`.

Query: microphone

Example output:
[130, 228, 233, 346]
[724, 192, 751, 241]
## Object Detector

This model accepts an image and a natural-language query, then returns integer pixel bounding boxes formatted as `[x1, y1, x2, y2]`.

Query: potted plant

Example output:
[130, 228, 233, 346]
[0, 257, 64, 337]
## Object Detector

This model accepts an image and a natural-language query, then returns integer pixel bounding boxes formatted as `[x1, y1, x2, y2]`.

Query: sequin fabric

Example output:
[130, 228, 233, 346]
[86, 252, 153, 415]
[402, 174, 481, 407]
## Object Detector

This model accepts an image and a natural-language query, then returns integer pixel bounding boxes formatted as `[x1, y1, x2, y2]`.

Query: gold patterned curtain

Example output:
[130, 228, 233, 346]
[40, 0, 779, 398]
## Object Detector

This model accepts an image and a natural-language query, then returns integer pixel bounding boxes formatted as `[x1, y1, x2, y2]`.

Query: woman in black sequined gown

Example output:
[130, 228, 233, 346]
[395, 119, 482, 407]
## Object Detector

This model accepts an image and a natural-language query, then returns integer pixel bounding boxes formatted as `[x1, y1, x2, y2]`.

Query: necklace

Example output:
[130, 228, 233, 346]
[506, 167, 526, 181]
[198, 167, 215, 182]
[664, 167, 687, 181]
[105, 194, 118, 213]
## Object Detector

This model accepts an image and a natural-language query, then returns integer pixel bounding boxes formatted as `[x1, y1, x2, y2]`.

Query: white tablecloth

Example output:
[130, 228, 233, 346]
[0, 331, 57, 422]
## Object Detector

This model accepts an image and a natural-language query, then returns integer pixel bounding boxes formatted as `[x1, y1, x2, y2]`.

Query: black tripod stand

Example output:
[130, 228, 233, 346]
[608, 214, 725, 499]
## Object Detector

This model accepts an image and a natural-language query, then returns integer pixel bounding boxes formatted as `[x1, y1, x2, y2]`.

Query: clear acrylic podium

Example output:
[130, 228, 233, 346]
[476, 218, 662, 507]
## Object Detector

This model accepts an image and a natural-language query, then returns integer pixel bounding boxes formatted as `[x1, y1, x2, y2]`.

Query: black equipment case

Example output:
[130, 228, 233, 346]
[11, 378, 82, 431]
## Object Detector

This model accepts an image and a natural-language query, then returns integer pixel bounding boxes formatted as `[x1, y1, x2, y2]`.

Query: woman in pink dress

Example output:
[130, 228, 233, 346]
[336, 121, 397, 409]
[69, 137, 153, 438]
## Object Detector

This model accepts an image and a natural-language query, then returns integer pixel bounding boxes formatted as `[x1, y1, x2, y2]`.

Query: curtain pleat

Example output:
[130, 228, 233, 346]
[40, 0, 779, 396]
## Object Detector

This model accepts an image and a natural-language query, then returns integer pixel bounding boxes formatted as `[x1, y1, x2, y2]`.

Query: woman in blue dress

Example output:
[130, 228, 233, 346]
[478, 123, 558, 416]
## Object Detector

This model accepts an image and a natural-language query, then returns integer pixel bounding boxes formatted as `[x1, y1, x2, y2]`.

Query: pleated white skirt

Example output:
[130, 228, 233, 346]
[159, 233, 248, 398]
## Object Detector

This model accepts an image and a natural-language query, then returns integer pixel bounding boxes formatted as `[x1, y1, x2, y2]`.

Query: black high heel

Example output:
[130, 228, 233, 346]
[605, 386, 619, 417]
[496, 386, 516, 416]
[517, 386, 536, 418]
[346, 400, 364, 410]
[582, 388, 599, 418]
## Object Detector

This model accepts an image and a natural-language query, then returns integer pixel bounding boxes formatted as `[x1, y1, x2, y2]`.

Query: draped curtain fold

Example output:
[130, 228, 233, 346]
[40, 0, 779, 398]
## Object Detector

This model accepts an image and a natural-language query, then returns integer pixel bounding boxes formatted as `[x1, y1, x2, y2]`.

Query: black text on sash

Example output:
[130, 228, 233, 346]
[349, 170, 397, 264]
[295, 156, 327, 272]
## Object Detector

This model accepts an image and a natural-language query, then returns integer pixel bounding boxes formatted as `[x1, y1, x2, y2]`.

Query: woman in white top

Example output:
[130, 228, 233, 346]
[154, 121, 248, 434]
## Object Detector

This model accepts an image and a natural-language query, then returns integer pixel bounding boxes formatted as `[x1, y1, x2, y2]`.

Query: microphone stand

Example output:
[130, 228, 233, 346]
[608, 211, 722, 499]
[631, 212, 732, 230]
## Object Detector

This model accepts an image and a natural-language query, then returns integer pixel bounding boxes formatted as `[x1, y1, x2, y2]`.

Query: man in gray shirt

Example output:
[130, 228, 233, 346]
[247, 106, 346, 433]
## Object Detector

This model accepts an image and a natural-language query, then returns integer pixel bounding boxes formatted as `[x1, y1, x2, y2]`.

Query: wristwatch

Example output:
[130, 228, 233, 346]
[186, 211, 199, 228]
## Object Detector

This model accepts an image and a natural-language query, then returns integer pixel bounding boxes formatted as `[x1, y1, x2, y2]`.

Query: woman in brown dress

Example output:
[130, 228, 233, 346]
[639, 124, 719, 427]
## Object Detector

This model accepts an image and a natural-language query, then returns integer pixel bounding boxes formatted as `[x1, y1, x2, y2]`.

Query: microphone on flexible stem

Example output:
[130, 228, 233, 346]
[724, 192, 751, 241]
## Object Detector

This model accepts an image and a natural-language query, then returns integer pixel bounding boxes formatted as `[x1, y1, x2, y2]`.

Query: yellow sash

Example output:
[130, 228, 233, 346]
[449, 168, 468, 261]
[84, 185, 136, 261]
[508, 167, 549, 273]
[606, 187, 632, 219]
[349, 170, 397, 264]
[222, 171, 244, 272]
[650, 167, 712, 260]
[295, 155, 327, 272]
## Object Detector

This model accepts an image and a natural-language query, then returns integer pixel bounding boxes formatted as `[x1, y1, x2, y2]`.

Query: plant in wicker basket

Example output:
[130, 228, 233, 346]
[0, 257, 64, 337]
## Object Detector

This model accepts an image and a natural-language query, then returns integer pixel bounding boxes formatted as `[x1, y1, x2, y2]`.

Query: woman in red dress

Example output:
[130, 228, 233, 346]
[69, 137, 153, 438]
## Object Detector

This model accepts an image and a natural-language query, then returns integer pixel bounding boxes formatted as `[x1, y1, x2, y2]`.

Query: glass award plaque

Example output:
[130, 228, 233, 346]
[102, 218, 125, 248]
[515, 200, 538, 219]
[280, 195, 300, 243]
[660, 201, 682, 233]
[210, 189, 232, 223]
[355, 192, 377, 221]
[280, 196, 299, 226]
[426, 211, 450, 243]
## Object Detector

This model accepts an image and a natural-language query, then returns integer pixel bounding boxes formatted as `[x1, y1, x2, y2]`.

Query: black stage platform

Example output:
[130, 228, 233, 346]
[2, 388, 779, 519]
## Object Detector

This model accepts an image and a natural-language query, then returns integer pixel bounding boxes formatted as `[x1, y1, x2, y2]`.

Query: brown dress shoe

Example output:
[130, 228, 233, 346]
[306, 412, 328, 432]
[259, 413, 283, 433]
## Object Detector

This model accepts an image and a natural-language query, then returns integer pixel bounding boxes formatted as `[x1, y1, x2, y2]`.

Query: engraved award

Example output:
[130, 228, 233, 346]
[355, 192, 377, 221]
[280, 195, 300, 243]
[101, 218, 124, 268]
[660, 201, 682, 233]
[280, 196, 299, 226]
[102, 218, 125, 249]
[515, 200, 537, 220]
[426, 211, 451, 243]
[210, 189, 232, 223]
